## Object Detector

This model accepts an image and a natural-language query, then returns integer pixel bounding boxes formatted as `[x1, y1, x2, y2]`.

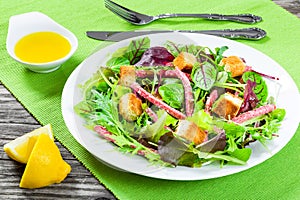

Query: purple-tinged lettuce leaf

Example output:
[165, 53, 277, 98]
[157, 132, 201, 167]
[242, 71, 268, 103]
[196, 130, 226, 153]
[239, 80, 259, 113]
[135, 46, 174, 66]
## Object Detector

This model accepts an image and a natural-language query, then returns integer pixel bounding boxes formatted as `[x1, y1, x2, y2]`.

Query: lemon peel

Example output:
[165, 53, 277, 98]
[19, 133, 71, 189]
[3, 124, 54, 163]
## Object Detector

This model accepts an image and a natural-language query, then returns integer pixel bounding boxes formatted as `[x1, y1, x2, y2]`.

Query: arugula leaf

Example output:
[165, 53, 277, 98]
[79, 68, 116, 96]
[75, 89, 121, 134]
[245, 114, 283, 143]
[191, 62, 217, 91]
[194, 150, 247, 165]
[158, 83, 184, 109]
[139, 111, 169, 143]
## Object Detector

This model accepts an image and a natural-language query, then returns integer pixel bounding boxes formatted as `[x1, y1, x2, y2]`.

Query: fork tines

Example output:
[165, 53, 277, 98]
[104, 0, 140, 24]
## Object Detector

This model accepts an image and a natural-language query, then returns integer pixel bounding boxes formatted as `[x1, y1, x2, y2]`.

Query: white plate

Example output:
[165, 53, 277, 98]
[62, 32, 300, 180]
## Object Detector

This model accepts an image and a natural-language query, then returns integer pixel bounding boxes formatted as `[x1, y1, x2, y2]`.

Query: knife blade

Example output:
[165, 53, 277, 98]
[86, 28, 266, 41]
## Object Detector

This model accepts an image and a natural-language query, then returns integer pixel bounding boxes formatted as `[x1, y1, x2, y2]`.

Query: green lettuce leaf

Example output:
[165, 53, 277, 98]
[158, 83, 184, 109]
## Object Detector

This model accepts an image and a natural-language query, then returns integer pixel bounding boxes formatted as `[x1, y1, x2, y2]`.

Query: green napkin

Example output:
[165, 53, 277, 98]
[1, 0, 300, 199]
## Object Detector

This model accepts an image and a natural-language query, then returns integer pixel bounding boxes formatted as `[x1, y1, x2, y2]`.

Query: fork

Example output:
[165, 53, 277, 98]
[104, 0, 262, 25]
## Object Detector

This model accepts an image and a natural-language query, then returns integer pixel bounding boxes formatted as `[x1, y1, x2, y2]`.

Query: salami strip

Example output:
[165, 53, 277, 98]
[232, 104, 276, 124]
[204, 89, 218, 114]
[174, 67, 194, 117]
[94, 125, 115, 143]
[136, 69, 191, 81]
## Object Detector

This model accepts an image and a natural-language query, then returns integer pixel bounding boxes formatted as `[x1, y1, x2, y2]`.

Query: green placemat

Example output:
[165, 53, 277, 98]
[1, 0, 300, 199]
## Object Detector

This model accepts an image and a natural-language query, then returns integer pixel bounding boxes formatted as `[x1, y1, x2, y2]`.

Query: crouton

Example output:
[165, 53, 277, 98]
[119, 66, 136, 87]
[119, 93, 143, 121]
[173, 52, 197, 71]
[219, 56, 246, 77]
[175, 120, 207, 145]
[212, 92, 243, 120]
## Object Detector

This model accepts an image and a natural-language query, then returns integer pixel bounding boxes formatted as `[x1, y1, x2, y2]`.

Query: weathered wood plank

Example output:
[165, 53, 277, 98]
[274, 0, 300, 18]
[0, 82, 116, 199]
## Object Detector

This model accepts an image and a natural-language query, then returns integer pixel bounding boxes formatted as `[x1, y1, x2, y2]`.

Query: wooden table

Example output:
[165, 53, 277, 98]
[1, 1, 299, 199]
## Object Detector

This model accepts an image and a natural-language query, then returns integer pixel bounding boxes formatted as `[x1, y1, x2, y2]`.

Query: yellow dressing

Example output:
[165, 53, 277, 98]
[14, 31, 71, 63]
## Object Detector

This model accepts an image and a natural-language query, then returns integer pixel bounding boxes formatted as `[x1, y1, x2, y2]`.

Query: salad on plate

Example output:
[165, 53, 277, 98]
[75, 36, 285, 168]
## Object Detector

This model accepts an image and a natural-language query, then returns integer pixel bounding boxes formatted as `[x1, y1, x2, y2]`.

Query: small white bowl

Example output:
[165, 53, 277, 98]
[6, 11, 78, 73]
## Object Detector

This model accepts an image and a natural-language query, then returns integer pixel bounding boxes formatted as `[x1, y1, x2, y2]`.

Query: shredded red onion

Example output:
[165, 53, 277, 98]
[245, 66, 279, 80]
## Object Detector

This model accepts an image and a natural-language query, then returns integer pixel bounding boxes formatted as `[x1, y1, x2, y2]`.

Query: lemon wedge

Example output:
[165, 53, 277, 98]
[3, 124, 54, 164]
[19, 133, 71, 189]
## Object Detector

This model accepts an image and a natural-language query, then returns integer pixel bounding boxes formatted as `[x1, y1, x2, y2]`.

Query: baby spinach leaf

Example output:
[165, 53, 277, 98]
[192, 62, 217, 91]
[242, 71, 268, 103]
[158, 83, 184, 109]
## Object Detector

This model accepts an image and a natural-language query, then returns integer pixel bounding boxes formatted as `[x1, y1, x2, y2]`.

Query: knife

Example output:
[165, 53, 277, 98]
[86, 28, 266, 41]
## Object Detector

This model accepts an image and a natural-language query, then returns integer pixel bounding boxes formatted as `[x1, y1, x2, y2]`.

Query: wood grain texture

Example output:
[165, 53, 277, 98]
[1, 0, 299, 199]
[0, 84, 115, 199]
[274, 0, 300, 17]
